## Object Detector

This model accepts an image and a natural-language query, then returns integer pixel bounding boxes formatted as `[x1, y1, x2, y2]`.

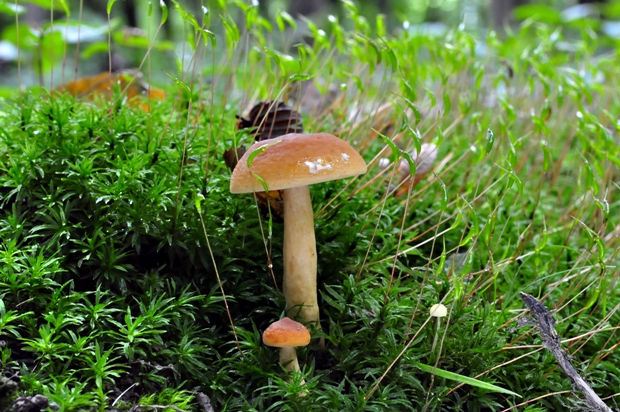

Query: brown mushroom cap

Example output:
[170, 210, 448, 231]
[230, 133, 367, 193]
[263, 317, 311, 348]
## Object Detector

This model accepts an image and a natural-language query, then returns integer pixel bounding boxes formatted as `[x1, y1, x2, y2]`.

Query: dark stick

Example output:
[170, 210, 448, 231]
[519, 292, 613, 412]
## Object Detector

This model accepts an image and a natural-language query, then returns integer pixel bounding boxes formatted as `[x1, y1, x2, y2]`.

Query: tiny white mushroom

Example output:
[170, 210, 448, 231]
[398, 143, 438, 179]
[430, 303, 447, 318]
[377, 143, 438, 196]
[430, 303, 448, 353]
[377, 158, 391, 169]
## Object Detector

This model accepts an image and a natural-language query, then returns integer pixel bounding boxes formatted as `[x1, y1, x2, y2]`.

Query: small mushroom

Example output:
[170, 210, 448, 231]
[378, 143, 438, 195]
[400, 143, 438, 180]
[230, 133, 367, 334]
[263, 317, 311, 375]
[430, 303, 448, 353]
[430, 303, 447, 318]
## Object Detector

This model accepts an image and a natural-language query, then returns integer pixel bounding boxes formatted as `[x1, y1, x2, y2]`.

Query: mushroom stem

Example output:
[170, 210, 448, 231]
[279, 347, 307, 394]
[282, 186, 320, 330]
[279, 346, 301, 373]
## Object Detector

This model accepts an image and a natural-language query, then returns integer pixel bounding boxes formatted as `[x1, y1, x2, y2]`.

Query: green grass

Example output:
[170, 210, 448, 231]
[1, 1, 620, 411]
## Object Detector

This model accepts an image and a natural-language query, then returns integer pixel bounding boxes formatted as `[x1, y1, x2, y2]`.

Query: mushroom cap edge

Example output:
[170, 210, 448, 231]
[230, 133, 367, 193]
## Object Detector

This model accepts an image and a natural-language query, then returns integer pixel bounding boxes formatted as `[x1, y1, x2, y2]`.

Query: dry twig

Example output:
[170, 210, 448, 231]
[519, 292, 613, 412]
[194, 392, 215, 412]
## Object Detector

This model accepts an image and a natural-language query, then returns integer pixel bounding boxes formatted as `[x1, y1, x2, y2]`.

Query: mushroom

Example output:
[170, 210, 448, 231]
[430, 303, 448, 353]
[429, 303, 447, 318]
[377, 143, 438, 196]
[230, 133, 367, 333]
[263, 317, 311, 375]
[398, 143, 438, 185]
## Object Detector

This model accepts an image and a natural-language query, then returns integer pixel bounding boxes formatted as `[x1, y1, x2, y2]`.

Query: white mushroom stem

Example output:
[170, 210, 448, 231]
[282, 186, 320, 329]
[279, 347, 307, 393]
[280, 347, 301, 373]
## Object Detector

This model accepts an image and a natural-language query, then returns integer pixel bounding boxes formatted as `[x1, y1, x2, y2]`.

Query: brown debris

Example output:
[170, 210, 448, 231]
[236, 101, 303, 142]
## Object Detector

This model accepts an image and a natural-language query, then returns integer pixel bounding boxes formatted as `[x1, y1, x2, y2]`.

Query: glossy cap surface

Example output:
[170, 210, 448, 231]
[263, 317, 311, 347]
[230, 133, 367, 193]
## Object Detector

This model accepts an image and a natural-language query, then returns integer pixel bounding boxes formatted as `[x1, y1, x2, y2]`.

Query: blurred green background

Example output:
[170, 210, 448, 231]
[1, 0, 619, 89]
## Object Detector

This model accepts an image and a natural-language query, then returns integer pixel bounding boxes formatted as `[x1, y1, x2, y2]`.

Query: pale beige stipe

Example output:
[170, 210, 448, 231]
[282, 186, 318, 325]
